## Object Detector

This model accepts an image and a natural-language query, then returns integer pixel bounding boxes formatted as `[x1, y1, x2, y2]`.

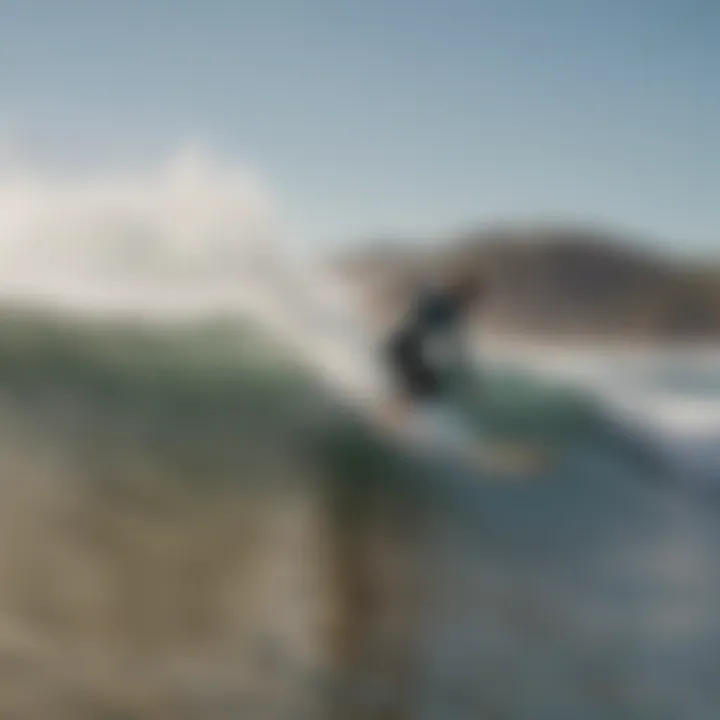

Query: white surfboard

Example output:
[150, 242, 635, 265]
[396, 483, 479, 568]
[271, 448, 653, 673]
[374, 400, 556, 478]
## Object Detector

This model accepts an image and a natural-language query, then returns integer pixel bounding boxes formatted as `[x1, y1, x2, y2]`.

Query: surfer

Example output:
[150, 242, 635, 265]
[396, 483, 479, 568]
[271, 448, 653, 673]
[381, 267, 556, 475]
[382, 267, 488, 430]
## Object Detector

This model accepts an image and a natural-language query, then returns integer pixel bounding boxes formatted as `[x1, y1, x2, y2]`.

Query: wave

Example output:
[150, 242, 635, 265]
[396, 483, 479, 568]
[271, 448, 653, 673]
[482, 343, 720, 485]
[2, 307, 719, 717]
[2, 144, 717, 490]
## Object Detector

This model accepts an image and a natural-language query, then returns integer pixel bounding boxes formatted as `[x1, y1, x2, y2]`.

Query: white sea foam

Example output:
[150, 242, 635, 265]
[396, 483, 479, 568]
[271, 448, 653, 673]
[0, 143, 385, 404]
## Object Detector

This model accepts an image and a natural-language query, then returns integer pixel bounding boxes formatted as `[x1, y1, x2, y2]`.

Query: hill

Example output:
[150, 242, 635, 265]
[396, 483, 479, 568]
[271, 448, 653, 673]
[332, 225, 720, 342]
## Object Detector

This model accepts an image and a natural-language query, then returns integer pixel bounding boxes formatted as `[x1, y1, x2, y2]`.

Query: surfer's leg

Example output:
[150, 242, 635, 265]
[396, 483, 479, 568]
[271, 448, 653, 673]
[383, 336, 444, 432]
[415, 399, 483, 459]
[382, 393, 413, 433]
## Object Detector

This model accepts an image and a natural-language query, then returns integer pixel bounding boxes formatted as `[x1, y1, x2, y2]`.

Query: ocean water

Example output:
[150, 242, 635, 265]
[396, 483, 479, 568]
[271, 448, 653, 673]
[479, 343, 720, 489]
[0, 309, 718, 719]
[1, 152, 716, 717]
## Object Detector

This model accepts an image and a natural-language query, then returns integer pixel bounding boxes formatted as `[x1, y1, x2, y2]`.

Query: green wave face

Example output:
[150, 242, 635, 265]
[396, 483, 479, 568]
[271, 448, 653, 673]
[447, 366, 599, 444]
[0, 310, 603, 468]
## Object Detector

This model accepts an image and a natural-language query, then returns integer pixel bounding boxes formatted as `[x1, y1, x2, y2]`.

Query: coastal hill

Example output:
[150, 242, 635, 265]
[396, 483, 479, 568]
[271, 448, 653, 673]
[332, 225, 720, 341]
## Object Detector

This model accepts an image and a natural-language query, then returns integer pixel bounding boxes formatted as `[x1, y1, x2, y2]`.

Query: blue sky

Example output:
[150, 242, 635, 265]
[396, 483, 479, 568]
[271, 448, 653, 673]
[0, 0, 717, 254]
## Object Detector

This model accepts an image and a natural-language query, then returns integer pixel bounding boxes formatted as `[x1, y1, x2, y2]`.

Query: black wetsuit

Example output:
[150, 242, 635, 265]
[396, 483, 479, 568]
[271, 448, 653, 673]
[385, 288, 465, 401]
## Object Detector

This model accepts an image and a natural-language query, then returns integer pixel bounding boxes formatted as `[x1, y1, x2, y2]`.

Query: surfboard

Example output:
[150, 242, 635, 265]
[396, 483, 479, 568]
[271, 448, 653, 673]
[371, 398, 557, 479]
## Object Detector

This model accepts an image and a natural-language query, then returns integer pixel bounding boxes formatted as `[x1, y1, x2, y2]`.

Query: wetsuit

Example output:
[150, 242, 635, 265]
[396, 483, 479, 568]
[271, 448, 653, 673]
[385, 287, 466, 401]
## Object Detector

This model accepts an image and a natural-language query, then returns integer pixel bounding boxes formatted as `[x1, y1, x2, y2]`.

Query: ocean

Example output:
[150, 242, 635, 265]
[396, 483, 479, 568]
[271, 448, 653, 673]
[480, 342, 720, 487]
[0, 303, 717, 719]
[2, 146, 717, 717]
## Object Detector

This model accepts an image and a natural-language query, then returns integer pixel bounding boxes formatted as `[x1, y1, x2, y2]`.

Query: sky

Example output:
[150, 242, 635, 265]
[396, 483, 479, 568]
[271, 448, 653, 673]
[0, 0, 718, 256]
